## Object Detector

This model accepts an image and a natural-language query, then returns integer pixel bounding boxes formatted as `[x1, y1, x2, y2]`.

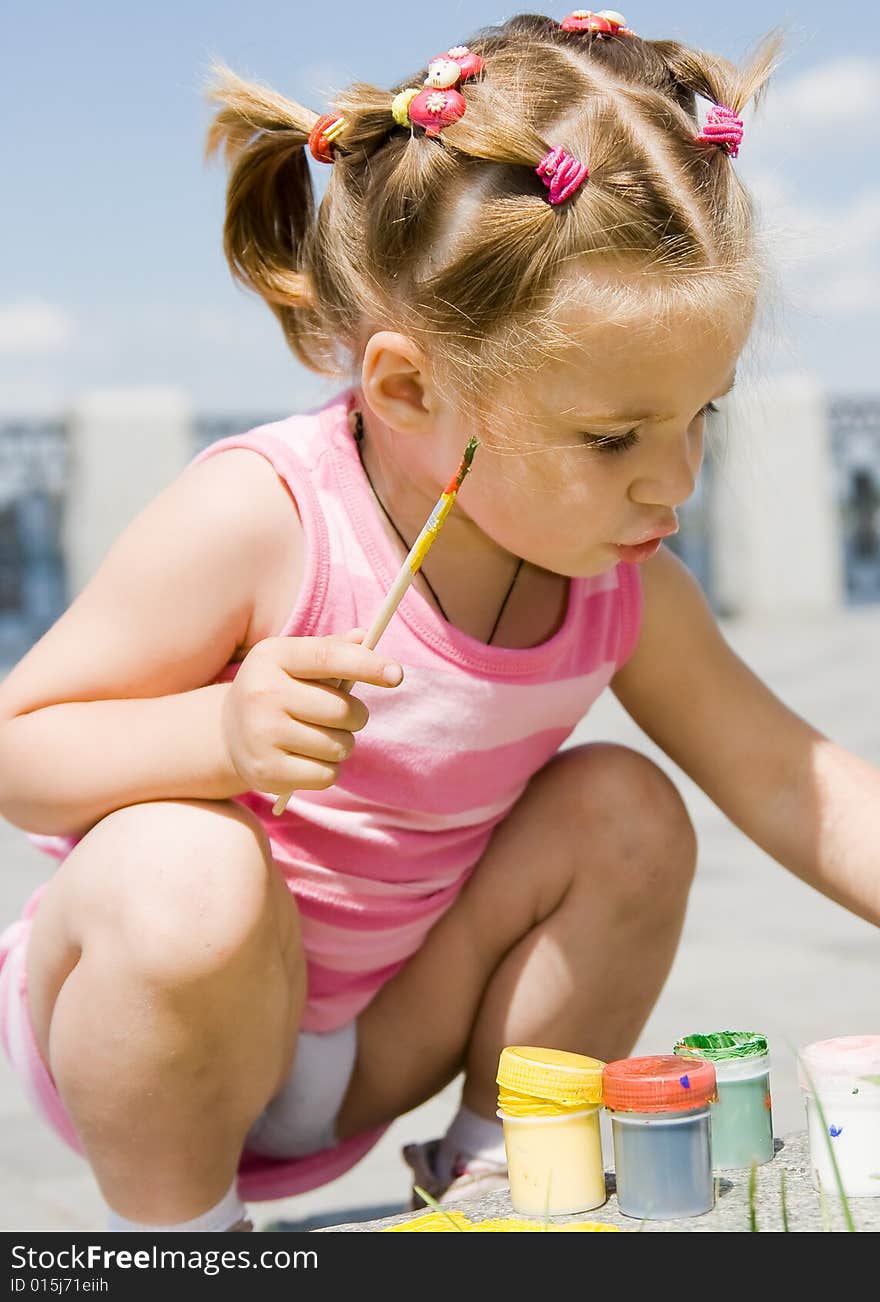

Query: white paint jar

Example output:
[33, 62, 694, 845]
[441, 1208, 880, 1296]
[798, 1035, 880, 1198]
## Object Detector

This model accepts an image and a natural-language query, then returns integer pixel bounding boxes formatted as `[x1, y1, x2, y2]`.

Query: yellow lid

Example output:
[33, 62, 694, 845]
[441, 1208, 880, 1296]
[496, 1046, 605, 1109]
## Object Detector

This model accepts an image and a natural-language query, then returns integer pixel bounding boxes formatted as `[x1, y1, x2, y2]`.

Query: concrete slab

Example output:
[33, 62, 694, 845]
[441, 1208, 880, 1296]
[316, 1133, 880, 1234]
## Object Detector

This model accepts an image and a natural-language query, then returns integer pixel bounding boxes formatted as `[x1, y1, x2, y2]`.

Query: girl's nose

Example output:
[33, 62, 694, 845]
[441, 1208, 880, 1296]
[629, 429, 703, 510]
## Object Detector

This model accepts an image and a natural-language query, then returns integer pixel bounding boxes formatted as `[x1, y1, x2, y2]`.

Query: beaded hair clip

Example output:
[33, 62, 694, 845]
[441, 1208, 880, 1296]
[391, 45, 486, 137]
[560, 9, 635, 34]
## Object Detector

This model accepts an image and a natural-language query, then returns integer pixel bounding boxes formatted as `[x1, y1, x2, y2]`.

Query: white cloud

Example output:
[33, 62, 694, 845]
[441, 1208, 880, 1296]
[751, 172, 880, 258]
[745, 162, 880, 317]
[295, 59, 356, 106]
[733, 55, 880, 322]
[745, 56, 880, 155]
[0, 301, 75, 356]
[815, 267, 880, 314]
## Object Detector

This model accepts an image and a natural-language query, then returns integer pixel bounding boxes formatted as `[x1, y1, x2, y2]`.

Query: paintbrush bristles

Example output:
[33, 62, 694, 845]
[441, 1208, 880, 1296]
[457, 435, 479, 483]
[446, 436, 480, 494]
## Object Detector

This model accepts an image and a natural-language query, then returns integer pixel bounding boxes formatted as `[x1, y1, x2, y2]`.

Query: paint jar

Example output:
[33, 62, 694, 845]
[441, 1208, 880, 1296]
[674, 1031, 774, 1170]
[798, 1035, 880, 1198]
[603, 1054, 717, 1219]
[496, 1045, 606, 1216]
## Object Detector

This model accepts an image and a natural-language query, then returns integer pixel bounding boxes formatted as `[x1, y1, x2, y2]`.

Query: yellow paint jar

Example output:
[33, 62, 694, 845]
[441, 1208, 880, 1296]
[496, 1045, 607, 1217]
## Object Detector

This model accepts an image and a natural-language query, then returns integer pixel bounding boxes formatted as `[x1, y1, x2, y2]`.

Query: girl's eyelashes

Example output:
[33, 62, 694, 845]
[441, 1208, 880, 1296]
[582, 428, 641, 455]
[579, 400, 720, 454]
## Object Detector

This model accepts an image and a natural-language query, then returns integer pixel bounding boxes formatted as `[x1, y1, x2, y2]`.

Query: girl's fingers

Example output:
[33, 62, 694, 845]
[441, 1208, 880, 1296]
[278, 634, 403, 688]
[274, 717, 356, 765]
[279, 674, 371, 733]
[267, 752, 341, 794]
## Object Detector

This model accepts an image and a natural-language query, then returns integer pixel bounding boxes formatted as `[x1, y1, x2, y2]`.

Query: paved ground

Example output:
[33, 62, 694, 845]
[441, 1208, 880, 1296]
[2, 607, 879, 1232]
[319, 1133, 880, 1234]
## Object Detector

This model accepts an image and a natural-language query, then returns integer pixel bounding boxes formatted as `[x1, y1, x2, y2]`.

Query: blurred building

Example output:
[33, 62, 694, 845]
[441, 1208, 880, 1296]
[0, 419, 68, 667]
[0, 382, 878, 669]
[830, 396, 880, 604]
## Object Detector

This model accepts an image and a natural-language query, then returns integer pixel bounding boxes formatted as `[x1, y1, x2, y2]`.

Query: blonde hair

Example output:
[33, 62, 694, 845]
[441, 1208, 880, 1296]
[203, 13, 786, 424]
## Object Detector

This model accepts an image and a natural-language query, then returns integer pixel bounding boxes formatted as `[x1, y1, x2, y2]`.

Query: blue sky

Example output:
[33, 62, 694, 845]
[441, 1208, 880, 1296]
[2, 2, 878, 416]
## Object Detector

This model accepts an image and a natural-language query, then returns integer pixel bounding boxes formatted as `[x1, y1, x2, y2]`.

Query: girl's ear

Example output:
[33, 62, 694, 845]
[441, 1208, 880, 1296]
[360, 331, 436, 434]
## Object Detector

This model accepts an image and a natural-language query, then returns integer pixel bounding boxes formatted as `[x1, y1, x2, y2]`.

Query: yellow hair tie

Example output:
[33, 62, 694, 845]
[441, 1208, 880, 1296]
[391, 87, 421, 128]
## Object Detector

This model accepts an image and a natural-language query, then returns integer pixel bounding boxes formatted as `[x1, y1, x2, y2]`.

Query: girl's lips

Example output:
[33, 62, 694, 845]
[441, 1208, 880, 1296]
[612, 538, 665, 564]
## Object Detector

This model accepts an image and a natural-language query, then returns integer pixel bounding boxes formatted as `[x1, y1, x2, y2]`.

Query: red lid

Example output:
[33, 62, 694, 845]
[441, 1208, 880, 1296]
[602, 1055, 717, 1112]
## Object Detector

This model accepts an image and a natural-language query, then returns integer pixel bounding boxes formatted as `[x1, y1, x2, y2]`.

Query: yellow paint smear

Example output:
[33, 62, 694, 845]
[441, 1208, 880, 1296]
[385, 1211, 620, 1232]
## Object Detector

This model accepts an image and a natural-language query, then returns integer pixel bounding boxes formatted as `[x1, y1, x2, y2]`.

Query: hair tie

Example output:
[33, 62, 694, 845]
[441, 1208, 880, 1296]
[536, 145, 589, 205]
[560, 10, 636, 36]
[308, 113, 346, 163]
[391, 45, 485, 137]
[694, 103, 744, 158]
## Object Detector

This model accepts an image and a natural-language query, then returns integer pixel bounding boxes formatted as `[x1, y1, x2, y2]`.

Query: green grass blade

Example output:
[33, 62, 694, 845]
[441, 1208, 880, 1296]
[541, 1171, 552, 1231]
[748, 1162, 759, 1232]
[780, 1171, 790, 1232]
[817, 1170, 832, 1232]
[797, 1053, 857, 1232]
[412, 1184, 467, 1231]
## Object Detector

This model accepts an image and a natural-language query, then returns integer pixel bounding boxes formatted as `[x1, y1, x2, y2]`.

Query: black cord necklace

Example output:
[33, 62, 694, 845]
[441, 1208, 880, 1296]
[351, 407, 523, 645]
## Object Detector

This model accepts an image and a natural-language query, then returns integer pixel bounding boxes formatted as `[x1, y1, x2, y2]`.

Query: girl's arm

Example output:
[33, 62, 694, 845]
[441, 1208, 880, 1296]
[0, 448, 305, 839]
[611, 547, 880, 927]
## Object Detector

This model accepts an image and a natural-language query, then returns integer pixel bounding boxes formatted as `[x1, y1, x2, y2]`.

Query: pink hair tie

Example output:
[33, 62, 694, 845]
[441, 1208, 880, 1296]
[695, 103, 744, 158]
[536, 145, 589, 205]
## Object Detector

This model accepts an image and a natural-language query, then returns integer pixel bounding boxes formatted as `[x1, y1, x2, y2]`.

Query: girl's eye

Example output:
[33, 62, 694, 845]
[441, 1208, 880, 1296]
[580, 400, 720, 454]
[581, 428, 641, 455]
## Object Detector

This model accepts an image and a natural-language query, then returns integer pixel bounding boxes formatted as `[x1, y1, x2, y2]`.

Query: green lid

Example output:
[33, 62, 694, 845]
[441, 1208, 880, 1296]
[674, 1031, 768, 1062]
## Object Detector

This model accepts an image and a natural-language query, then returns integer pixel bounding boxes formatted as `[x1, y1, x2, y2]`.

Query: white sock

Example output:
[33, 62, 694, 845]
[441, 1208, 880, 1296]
[244, 1022, 358, 1159]
[435, 1102, 507, 1185]
[106, 1178, 248, 1233]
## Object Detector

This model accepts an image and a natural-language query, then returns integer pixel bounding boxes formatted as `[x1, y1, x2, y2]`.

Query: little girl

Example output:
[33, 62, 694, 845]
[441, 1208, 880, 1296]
[1, 11, 877, 1234]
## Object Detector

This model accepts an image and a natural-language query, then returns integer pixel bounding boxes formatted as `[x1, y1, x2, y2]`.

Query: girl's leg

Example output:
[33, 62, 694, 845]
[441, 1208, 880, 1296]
[336, 742, 697, 1137]
[24, 798, 304, 1224]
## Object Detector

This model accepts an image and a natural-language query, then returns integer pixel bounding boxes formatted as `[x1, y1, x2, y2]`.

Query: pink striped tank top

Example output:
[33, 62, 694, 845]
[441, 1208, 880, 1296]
[200, 387, 643, 1031]
[18, 385, 643, 1200]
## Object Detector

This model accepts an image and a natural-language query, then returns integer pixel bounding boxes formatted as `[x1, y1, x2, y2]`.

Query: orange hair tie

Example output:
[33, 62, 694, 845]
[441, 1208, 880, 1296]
[308, 113, 346, 163]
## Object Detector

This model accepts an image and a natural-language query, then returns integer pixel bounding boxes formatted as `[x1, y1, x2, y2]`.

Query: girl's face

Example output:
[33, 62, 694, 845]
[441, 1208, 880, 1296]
[448, 296, 754, 577]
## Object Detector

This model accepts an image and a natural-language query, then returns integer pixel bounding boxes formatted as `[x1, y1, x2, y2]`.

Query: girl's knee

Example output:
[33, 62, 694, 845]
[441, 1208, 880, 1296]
[557, 743, 697, 898]
[56, 798, 302, 986]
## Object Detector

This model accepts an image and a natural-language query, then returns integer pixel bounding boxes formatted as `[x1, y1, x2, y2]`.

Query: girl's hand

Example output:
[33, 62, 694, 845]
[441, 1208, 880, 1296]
[220, 629, 403, 796]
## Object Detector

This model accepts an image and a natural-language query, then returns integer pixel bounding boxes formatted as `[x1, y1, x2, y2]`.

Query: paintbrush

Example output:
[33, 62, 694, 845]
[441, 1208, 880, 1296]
[271, 435, 480, 816]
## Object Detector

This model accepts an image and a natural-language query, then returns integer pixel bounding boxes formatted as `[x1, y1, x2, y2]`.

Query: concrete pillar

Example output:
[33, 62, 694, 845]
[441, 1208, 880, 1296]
[711, 373, 845, 617]
[63, 387, 192, 598]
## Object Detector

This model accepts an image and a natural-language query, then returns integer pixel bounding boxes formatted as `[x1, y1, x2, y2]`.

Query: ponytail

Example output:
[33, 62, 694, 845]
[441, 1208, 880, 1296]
[202, 59, 336, 372]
